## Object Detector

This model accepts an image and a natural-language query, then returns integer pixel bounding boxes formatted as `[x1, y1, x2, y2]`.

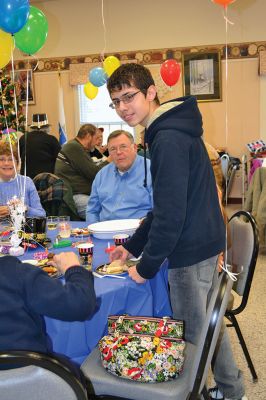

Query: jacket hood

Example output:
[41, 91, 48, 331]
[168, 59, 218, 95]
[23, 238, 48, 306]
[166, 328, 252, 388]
[145, 96, 203, 147]
[142, 96, 203, 188]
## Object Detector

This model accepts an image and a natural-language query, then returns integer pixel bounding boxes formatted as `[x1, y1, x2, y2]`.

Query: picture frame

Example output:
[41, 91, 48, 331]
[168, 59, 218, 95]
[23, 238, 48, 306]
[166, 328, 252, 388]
[13, 69, 35, 104]
[182, 51, 221, 102]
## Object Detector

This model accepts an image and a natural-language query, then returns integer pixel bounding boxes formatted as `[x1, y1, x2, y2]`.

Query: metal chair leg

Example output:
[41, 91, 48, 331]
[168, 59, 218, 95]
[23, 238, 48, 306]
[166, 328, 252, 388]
[227, 314, 258, 382]
[202, 386, 211, 400]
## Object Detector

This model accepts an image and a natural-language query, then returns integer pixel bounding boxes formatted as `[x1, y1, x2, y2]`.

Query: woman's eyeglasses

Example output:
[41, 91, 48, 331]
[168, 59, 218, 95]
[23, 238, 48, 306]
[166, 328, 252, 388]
[109, 91, 141, 109]
[0, 157, 14, 163]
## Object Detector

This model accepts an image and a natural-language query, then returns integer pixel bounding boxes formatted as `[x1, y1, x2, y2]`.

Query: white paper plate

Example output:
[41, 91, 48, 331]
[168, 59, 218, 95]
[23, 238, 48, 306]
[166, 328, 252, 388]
[22, 259, 38, 266]
[88, 219, 139, 239]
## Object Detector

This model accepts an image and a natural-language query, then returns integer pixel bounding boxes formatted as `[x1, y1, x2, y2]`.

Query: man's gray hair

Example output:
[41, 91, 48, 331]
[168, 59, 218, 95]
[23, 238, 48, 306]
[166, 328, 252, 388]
[107, 130, 134, 144]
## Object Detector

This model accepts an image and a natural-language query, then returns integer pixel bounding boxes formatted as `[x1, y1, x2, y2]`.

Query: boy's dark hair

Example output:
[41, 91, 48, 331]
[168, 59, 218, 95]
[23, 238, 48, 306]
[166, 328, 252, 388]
[107, 63, 160, 105]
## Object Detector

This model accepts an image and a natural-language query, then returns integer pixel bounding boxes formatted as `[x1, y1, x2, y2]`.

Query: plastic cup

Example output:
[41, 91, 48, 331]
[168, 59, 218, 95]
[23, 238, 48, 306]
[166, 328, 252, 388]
[77, 243, 94, 270]
[113, 233, 129, 246]
[58, 221, 71, 238]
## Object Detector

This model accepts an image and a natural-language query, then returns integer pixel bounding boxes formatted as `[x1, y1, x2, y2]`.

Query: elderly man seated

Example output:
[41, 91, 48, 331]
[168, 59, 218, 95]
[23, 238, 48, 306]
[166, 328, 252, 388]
[86, 130, 153, 224]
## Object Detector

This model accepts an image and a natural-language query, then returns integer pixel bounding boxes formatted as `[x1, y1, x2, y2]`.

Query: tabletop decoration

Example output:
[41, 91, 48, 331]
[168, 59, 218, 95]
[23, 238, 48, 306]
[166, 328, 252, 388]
[0, 244, 11, 254]
[104, 242, 116, 253]
[33, 249, 49, 260]
[7, 196, 26, 256]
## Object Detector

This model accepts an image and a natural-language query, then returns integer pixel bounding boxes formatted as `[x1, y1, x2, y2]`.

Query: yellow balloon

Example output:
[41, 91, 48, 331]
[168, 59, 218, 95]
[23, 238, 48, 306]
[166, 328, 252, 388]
[0, 29, 14, 69]
[84, 81, 98, 100]
[103, 56, 120, 77]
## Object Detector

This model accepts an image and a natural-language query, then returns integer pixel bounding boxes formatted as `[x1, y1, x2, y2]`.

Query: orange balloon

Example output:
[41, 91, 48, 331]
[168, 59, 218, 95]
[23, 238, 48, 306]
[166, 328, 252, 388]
[212, 0, 236, 7]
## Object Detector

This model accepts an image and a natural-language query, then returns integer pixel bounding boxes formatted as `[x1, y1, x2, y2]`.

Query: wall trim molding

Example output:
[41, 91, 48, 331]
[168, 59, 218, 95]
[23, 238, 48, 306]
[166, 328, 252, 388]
[10, 41, 266, 73]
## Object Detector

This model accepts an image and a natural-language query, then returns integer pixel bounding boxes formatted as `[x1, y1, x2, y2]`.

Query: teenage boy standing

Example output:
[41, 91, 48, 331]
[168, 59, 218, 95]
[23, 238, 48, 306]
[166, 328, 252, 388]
[107, 63, 246, 400]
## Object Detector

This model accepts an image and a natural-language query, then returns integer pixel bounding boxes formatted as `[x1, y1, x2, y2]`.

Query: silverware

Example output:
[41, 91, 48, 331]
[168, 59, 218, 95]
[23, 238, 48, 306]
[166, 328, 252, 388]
[93, 272, 126, 280]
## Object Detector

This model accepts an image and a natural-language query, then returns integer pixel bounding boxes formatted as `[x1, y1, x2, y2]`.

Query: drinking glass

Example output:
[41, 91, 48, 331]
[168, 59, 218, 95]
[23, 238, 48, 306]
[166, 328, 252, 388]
[46, 216, 58, 231]
[58, 216, 70, 222]
[58, 221, 71, 238]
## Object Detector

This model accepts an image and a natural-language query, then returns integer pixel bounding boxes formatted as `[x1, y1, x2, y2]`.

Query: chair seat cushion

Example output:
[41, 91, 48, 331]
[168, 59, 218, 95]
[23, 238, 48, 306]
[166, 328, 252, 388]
[227, 293, 234, 311]
[81, 343, 195, 400]
[0, 365, 77, 400]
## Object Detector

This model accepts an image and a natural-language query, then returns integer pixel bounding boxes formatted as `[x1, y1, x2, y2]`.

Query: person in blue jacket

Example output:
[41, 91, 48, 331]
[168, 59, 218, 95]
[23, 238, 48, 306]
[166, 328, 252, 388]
[0, 252, 96, 354]
[107, 63, 246, 400]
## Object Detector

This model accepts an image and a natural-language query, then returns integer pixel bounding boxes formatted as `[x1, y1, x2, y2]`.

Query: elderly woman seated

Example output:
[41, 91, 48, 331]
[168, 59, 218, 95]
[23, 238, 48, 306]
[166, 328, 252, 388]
[0, 142, 45, 219]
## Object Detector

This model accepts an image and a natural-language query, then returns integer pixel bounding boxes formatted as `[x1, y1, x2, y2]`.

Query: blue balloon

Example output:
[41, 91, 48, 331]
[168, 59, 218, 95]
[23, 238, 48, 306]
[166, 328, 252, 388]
[89, 67, 108, 87]
[0, 0, 30, 34]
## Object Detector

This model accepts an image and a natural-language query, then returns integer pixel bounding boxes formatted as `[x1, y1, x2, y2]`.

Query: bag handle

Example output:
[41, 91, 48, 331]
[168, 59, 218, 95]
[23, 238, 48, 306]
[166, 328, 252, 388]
[114, 315, 171, 337]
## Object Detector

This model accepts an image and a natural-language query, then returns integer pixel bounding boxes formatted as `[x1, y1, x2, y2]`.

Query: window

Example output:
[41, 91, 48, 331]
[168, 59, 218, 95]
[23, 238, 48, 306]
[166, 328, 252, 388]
[78, 84, 134, 144]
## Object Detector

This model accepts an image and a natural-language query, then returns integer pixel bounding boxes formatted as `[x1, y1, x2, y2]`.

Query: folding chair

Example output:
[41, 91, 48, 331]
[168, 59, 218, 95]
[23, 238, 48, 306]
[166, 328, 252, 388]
[0, 350, 88, 400]
[220, 154, 241, 204]
[226, 210, 259, 382]
[81, 272, 233, 400]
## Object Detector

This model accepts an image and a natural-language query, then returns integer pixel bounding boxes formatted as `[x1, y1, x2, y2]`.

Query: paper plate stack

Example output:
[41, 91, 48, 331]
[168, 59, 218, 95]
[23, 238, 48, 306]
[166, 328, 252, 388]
[88, 219, 140, 239]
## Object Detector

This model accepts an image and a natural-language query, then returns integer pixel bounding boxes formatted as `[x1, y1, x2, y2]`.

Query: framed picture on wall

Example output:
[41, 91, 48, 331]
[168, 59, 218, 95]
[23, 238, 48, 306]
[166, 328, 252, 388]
[13, 69, 35, 104]
[182, 51, 221, 102]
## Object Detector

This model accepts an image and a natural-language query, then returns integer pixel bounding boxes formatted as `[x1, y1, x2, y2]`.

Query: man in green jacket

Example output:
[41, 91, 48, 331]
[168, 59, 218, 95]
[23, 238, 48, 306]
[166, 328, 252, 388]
[55, 124, 110, 219]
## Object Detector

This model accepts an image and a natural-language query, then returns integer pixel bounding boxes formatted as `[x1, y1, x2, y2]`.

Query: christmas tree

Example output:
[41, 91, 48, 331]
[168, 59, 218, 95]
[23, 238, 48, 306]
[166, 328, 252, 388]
[0, 70, 26, 142]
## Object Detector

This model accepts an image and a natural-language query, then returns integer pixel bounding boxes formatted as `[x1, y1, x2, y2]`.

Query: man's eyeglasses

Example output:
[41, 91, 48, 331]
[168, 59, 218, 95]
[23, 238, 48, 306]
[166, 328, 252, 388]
[108, 144, 132, 154]
[109, 91, 141, 109]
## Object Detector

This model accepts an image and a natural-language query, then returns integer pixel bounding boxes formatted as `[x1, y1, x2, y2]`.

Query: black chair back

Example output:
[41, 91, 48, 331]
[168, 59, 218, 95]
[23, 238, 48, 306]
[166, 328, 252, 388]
[227, 210, 259, 314]
[226, 210, 259, 382]
[0, 351, 87, 400]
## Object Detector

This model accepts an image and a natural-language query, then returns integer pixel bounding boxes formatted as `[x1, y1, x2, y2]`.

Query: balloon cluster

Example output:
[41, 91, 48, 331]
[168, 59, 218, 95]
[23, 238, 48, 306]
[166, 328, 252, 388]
[84, 56, 120, 100]
[160, 59, 181, 87]
[0, 0, 48, 69]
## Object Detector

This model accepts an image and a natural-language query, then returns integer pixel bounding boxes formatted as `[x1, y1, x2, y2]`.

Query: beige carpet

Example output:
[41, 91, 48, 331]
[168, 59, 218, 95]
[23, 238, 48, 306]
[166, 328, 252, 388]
[211, 205, 266, 399]
[226, 250, 266, 399]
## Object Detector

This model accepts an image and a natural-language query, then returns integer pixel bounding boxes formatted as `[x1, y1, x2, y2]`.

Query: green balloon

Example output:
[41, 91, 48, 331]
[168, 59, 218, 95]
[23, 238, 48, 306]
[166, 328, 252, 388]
[14, 5, 48, 55]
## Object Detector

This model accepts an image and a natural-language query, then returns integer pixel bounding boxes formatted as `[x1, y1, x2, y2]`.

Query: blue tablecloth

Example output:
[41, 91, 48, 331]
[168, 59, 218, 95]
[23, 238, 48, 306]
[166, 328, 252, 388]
[20, 222, 172, 365]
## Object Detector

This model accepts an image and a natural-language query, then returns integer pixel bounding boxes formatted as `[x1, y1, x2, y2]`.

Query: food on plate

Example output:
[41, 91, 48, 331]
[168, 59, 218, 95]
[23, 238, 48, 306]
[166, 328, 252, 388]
[37, 258, 49, 267]
[36, 258, 58, 276]
[42, 266, 57, 274]
[71, 228, 90, 236]
[101, 260, 128, 274]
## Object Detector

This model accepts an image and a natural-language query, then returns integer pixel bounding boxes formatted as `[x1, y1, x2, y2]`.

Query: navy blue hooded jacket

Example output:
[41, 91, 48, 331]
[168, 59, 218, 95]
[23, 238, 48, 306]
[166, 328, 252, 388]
[124, 96, 225, 279]
[0, 256, 96, 353]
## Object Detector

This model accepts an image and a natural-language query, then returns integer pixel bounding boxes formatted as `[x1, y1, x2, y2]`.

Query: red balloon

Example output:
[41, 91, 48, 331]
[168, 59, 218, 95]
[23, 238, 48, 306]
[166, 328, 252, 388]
[160, 59, 181, 87]
[212, 0, 236, 7]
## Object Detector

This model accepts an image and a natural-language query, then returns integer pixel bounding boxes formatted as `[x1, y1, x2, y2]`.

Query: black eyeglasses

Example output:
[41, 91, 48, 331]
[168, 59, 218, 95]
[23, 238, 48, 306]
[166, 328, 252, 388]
[109, 91, 141, 109]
